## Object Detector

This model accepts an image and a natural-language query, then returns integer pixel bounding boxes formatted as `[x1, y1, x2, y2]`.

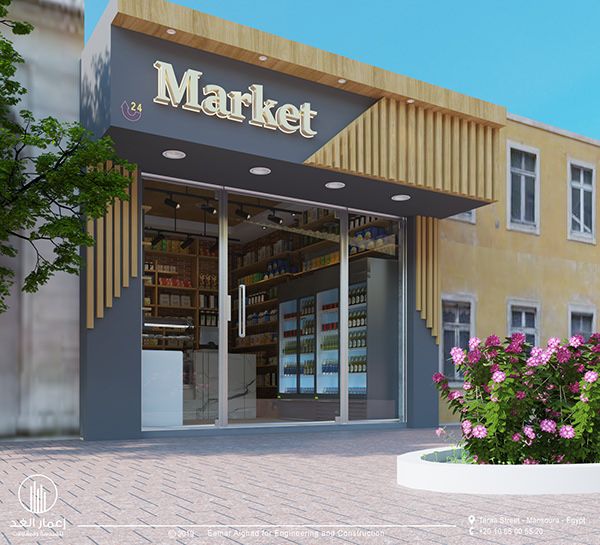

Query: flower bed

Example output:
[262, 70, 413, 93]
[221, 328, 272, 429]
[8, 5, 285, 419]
[433, 333, 600, 465]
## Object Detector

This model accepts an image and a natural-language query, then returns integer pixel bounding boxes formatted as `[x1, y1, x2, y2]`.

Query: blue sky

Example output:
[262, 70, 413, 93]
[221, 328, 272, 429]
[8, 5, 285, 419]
[86, 0, 600, 139]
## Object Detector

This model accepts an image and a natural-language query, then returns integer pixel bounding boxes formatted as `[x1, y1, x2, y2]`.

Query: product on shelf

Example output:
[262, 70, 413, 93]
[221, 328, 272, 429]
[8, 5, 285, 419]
[349, 286, 367, 305]
[349, 355, 368, 373]
[236, 332, 277, 348]
[349, 311, 367, 328]
[320, 334, 339, 351]
[302, 251, 340, 273]
[349, 331, 367, 348]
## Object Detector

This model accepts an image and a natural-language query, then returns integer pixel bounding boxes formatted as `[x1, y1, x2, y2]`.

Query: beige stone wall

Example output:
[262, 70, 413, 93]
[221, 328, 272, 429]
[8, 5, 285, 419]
[0, 0, 83, 436]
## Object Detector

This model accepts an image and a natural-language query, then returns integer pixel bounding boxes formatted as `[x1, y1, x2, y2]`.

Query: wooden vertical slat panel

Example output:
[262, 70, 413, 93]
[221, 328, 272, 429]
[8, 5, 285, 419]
[451, 116, 460, 194]
[357, 116, 364, 174]
[485, 126, 493, 200]
[96, 217, 104, 319]
[476, 124, 485, 198]
[340, 129, 348, 171]
[416, 107, 425, 185]
[122, 185, 130, 287]
[415, 216, 422, 312]
[468, 122, 477, 197]
[388, 98, 396, 180]
[407, 104, 416, 184]
[86, 218, 94, 329]
[434, 111, 443, 190]
[130, 170, 139, 278]
[348, 123, 356, 173]
[425, 109, 434, 188]
[365, 106, 372, 175]
[460, 119, 469, 195]
[114, 195, 121, 298]
[379, 98, 387, 178]
[442, 114, 451, 193]
[105, 202, 113, 308]
[426, 217, 433, 328]
[398, 101, 406, 181]
[492, 127, 500, 202]
[372, 104, 380, 177]
[433, 218, 440, 341]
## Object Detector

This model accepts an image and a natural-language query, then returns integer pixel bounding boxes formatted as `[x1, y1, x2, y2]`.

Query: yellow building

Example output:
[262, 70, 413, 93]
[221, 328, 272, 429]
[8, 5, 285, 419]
[439, 115, 600, 423]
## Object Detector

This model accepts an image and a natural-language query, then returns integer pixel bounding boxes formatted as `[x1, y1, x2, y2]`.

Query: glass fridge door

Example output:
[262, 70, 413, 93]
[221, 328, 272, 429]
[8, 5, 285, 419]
[348, 282, 367, 396]
[279, 299, 299, 394]
[316, 288, 339, 395]
[299, 296, 316, 394]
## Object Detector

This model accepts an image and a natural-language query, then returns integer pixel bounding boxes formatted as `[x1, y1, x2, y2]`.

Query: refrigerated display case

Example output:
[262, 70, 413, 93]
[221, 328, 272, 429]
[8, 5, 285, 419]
[348, 282, 367, 396]
[316, 288, 339, 395]
[299, 296, 316, 394]
[279, 299, 298, 394]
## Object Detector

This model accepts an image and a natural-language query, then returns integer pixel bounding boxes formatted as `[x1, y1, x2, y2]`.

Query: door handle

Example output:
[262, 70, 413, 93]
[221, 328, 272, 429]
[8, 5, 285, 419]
[238, 284, 246, 338]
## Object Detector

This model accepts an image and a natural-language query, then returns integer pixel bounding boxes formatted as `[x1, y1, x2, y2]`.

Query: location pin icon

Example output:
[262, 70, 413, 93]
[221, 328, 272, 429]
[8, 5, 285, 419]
[468, 515, 476, 525]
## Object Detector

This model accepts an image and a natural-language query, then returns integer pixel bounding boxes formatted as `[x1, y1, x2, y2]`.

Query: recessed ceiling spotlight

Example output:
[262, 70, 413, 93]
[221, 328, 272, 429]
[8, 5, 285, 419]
[406, 99, 415, 104]
[162, 149, 186, 159]
[391, 194, 411, 202]
[258, 55, 268, 61]
[325, 181, 346, 190]
[249, 166, 271, 176]
[166, 28, 177, 35]
[337, 78, 347, 84]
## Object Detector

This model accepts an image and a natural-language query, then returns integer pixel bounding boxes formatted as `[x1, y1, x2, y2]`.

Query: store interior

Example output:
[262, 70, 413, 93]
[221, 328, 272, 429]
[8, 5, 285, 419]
[141, 179, 401, 427]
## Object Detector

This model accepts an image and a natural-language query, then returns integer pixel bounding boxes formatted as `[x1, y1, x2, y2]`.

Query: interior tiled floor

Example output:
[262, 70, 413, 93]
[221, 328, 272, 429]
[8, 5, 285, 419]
[0, 428, 598, 545]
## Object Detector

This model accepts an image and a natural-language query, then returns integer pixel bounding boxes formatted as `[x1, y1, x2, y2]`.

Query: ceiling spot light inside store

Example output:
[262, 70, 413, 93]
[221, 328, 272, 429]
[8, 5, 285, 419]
[391, 194, 411, 201]
[166, 28, 177, 35]
[406, 99, 415, 104]
[249, 166, 271, 176]
[180, 236, 194, 250]
[162, 149, 186, 159]
[235, 207, 251, 220]
[164, 195, 181, 209]
[267, 211, 284, 225]
[258, 55, 268, 61]
[325, 181, 345, 190]
[151, 232, 165, 247]
[198, 203, 217, 215]
[337, 78, 347, 84]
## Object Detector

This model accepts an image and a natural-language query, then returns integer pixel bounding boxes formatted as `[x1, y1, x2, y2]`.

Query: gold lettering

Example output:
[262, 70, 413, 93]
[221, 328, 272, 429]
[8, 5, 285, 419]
[276, 104, 300, 134]
[248, 84, 278, 131]
[153, 60, 202, 112]
[201, 84, 230, 118]
[227, 91, 252, 123]
[299, 102, 318, 138]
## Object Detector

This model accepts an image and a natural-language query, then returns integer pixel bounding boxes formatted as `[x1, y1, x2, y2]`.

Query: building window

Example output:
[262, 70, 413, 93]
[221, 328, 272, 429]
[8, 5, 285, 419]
[509, 304, 538, 345]
[441, 300, 472, 380]
[569, 161, 595, 243]
[569, 306, 596, 339]
[508, 144, 539, 233]
[450, 210, 476, 224]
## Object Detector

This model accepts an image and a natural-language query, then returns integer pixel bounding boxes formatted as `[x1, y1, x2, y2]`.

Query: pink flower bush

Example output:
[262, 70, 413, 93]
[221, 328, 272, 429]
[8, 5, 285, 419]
[434, 333, 600, 464]
[559, 425, 575, 439]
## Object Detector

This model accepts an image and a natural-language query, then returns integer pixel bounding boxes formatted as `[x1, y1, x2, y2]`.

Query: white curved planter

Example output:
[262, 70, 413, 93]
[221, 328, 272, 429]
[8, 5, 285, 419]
[397, 447, 600, 495]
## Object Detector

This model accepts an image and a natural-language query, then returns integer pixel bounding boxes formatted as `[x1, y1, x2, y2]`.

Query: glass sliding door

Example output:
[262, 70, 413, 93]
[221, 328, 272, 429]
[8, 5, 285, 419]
[141, 179, 220, 427]
[347, 213, 404, 421]
[227, 192, 341, 424]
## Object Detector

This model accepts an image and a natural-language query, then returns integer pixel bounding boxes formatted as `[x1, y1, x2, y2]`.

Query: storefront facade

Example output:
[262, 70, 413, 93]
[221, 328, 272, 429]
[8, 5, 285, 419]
[80, 0, 505, 440]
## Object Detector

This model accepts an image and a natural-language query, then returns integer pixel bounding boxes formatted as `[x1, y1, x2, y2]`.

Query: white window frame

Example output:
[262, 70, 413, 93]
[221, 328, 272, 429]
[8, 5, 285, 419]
[506, 141, 540, 235]
[449, 209, 476, 224]
[567, 158, 596, 245]
[568, 304, 596, 338]
[507, 298, 540, 346]
[440, 293, 476, 385]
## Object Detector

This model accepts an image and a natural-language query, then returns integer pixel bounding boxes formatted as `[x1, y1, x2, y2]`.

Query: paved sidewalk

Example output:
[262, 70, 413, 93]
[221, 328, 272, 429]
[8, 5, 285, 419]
[0, 428, 598, 545]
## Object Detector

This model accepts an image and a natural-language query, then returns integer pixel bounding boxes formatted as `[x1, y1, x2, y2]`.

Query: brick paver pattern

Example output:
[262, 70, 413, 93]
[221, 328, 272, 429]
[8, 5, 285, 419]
[0, 428, 599, 545]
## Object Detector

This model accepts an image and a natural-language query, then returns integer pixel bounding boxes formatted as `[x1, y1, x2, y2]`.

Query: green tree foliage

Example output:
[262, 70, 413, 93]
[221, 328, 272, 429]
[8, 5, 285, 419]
[0, 0, 132, 312]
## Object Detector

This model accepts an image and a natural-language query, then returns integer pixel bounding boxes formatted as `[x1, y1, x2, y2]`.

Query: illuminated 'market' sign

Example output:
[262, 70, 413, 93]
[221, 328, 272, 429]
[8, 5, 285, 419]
[153, 60, 318, 138]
